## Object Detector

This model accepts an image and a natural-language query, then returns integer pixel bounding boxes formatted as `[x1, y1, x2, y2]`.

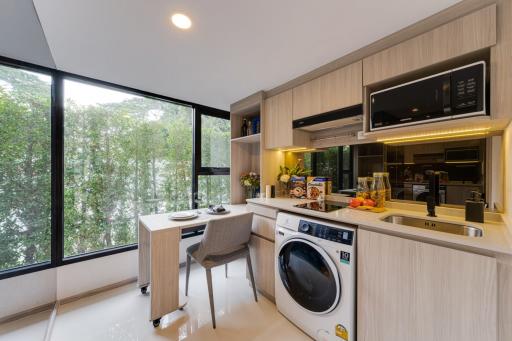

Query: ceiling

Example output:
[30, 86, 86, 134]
[6, 0, 462, 110]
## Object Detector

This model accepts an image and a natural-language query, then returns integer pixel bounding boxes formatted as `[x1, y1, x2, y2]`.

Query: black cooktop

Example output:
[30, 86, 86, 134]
[294, 200, 349, 212]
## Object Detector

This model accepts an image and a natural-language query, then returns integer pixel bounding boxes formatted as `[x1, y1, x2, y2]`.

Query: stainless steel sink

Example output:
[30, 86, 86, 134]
[381, 215, 483, 237]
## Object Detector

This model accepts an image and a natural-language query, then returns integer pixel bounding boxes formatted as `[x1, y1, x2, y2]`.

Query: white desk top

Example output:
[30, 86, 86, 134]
[139, 204, 248, 232]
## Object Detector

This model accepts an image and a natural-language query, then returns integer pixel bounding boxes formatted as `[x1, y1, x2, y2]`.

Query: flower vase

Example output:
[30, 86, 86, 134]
[278, 182, 291, 198]
[245, 187, 256, 199]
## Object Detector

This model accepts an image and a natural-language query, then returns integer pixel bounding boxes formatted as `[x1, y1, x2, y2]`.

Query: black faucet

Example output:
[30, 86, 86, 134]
[426, 170, 440, 217]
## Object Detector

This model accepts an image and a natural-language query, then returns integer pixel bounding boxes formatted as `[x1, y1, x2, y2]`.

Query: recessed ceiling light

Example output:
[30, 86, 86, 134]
[171, 13, 192, 30]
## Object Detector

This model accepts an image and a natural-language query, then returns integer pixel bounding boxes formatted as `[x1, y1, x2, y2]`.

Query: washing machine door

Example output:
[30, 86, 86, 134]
[278, 238, 341, 314]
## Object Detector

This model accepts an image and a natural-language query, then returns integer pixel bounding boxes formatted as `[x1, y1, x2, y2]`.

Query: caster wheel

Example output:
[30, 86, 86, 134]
[152, 318, 161, 328]
[140, 286, 148, 295]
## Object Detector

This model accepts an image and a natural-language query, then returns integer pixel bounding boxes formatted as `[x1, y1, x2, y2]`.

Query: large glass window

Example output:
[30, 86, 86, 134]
[194, 111, 230, 208]
[0, 57, 230, 278]
[64, 79, 193, 257]
[201, 115, 230, 168]
[0, 65, 52, 271]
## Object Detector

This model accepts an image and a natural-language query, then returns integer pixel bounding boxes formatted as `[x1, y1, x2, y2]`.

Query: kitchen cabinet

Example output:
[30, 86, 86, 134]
[357, 229, 497, 341]
[264, 89, 309, 149]
[363, 5, 496, 85]
[251, 214, 276, 241]
[247, 203, 277, 300]
[292, 61, 362, 120]
[249, 234, 275, 300]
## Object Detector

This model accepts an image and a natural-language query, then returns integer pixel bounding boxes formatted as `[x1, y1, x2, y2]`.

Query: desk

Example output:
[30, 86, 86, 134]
[138, 204, 248, 326]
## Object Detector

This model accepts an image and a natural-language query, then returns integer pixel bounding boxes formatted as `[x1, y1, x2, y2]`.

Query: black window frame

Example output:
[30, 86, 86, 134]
[0, 55, 229, 279]
[192, 109, 230, 209]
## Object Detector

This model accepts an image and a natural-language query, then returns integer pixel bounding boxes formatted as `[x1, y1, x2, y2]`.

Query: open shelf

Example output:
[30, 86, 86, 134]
[231, 133, 261, 144]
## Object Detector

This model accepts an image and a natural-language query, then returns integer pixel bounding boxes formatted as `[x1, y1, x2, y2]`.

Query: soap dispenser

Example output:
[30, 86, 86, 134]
[465, 191, 485, 223]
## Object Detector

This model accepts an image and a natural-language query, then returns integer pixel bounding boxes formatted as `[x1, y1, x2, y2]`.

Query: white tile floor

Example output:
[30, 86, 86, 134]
[0, 309, 51, 341]
[26, 258, 309, 341]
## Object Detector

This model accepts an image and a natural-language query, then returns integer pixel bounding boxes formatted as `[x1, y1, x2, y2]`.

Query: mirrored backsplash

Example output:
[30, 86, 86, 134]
[303, 139, 486, 206]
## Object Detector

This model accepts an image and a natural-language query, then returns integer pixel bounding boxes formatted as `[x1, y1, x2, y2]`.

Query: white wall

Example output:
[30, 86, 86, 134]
[56, 250, 138, 300]
[0, 250, 138, 320]
[0, 268, 56, 319]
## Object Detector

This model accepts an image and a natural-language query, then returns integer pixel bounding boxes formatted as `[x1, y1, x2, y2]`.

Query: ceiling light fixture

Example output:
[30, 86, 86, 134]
[171, 13, 192, 30]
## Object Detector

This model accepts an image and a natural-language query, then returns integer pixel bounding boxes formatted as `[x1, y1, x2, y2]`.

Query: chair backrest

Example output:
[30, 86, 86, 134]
[195, 212, 253, 260]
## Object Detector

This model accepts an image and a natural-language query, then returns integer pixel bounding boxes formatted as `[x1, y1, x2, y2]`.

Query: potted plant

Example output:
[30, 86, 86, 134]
[240, 172, 260, 199]
[276, 160, 311, 197]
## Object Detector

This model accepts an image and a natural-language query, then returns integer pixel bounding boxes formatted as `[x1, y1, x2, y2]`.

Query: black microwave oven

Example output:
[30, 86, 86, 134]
[370, 61, 487, 131]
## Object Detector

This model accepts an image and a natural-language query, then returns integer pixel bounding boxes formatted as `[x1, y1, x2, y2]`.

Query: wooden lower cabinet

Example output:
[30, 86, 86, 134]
[249, 234, 275, 300]
[357, 229, 497, 341]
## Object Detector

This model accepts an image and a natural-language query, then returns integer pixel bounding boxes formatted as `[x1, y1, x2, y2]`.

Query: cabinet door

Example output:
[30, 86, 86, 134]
[292, 77, 322, 120]
[320, 61, 362, 113]
[264, 90, 293, 149]
[363, 5, 496, 85]
[251, 214, 276, 241]
[292, 61, 362, 120]
[357, 229, 497, 341]
[249, 235, 275, 299]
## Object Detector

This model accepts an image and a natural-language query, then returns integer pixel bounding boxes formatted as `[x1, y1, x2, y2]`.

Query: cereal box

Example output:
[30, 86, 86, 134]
[289, 176, 306, 199]
[307, 177, 332, 200]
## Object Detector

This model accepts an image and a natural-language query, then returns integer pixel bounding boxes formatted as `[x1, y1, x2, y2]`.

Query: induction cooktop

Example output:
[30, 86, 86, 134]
[294, 200, 349, 212]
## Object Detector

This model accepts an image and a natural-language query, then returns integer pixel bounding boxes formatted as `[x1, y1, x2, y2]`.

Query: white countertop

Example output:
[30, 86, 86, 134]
[246, 198, 512, 256]
[139, 204, 248, 232]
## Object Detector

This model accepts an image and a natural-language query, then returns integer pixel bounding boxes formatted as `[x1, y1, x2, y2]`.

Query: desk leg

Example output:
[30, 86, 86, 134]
[138, 221, 150, 293]
[150, 228, 181, 322]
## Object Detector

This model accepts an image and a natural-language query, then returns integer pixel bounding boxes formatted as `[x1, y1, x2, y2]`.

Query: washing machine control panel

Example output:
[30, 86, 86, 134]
[298, 220, 354, 245]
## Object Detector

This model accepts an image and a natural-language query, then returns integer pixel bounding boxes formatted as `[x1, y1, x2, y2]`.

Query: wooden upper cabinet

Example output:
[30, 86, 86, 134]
[357, 229, 497, 341]
[292, 77, 322, 120]
[320, 60, 362, 113]
[293, 61, 362, 120]
[264, 89, 309, 149]
[363, 4, 496, 86]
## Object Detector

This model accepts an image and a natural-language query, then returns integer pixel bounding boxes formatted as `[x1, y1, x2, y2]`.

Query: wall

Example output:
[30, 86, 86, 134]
[0, 250, 138, 320]
[56, 250, 138, 300]
[0, 268, 56, 319]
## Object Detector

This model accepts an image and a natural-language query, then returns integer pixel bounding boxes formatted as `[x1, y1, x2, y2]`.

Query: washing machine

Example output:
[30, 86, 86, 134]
[275, 212, 356, 341]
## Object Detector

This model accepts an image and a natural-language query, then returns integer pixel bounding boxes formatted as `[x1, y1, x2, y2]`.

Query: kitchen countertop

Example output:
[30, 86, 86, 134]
[246, 198, 512, 256]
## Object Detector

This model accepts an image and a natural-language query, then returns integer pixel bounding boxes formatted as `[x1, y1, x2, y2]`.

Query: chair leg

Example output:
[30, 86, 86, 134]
[246, 253, 258, 302]
[205, 268, 216, 328]
[225, 263, 228, 278]
[185, 254, 191, 296]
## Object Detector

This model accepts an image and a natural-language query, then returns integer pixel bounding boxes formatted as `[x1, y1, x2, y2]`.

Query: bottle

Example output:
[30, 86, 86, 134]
[371, 173, 386, 208]
[356, 177, 370, 199]
[383, 172, 392, 201]
[241, 119, 248, 136]
[247, 120, 252, 135]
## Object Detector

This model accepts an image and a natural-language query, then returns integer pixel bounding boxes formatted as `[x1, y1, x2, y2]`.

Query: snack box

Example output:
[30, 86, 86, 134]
[289, 176, 306, 199]
[307, 177, 332, 200]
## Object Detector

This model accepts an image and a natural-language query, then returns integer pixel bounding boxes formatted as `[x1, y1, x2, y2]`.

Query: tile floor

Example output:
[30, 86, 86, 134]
[0, 309, 52, 341]
[3, 258, 310, 341]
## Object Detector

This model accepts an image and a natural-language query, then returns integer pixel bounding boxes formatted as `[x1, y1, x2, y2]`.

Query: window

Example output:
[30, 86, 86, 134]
[194, 111, 230, 208]
[201, 115, 230, 168]
[304, 146, 354, 193]
[0, 64, 52, 271]
[0, 56, 230, 278]
[63, 79, 194, 257]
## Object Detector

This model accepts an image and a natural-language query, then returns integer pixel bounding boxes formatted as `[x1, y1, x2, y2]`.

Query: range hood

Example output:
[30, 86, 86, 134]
[293, 104, 363, 131]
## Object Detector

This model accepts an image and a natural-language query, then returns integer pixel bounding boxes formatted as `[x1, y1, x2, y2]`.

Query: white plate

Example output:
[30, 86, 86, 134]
[206, 209, 230, 215]
[170, 212, 198, 220]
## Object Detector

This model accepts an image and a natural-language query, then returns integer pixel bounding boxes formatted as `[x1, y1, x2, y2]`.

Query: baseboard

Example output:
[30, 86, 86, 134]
[0, 302, 55, 325]
[58, 277, 137, 305]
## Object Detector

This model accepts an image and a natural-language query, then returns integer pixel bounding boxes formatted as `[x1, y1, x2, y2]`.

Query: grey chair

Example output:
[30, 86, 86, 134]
[185, 212, 258, 328]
